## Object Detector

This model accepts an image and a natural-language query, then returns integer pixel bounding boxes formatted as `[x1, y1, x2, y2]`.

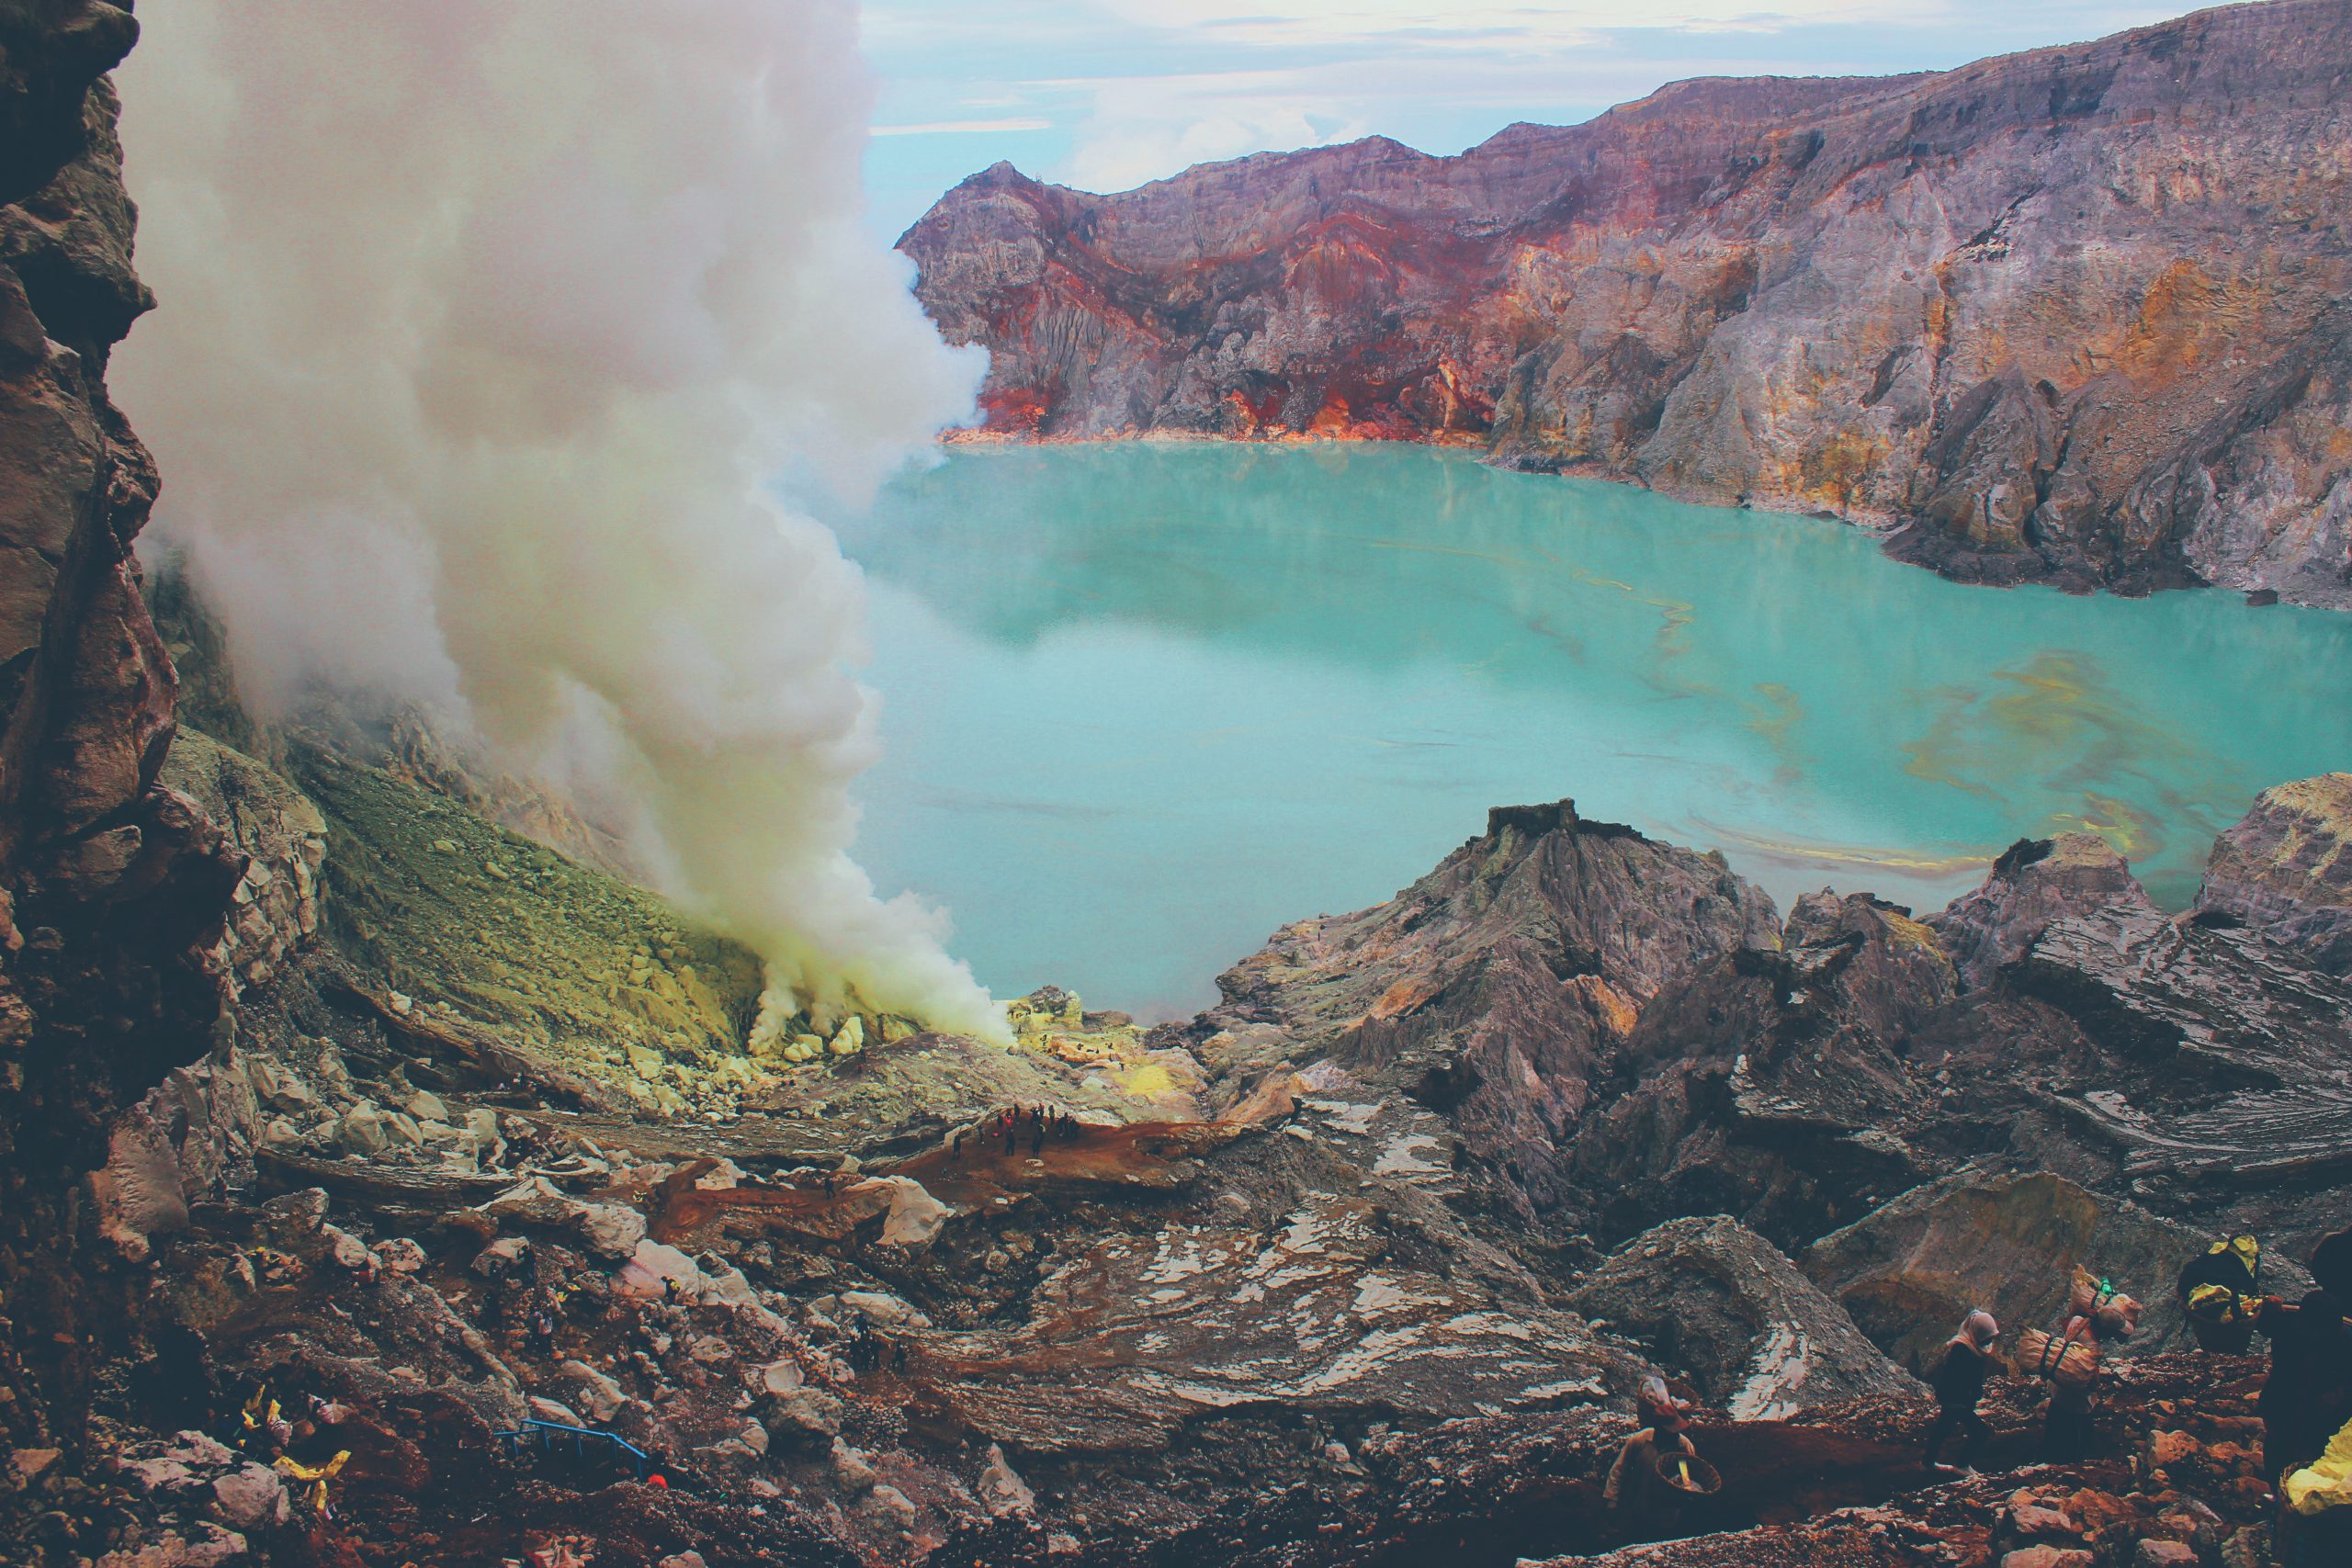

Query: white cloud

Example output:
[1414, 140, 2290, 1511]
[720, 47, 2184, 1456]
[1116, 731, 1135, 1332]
[874, 117, 1056, 136]
[1049, 70, 1372, 191]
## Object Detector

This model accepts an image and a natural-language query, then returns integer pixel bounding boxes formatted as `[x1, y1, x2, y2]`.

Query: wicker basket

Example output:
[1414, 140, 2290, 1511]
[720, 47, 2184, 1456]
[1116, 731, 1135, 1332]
[1654, 1451, 1723, 1495]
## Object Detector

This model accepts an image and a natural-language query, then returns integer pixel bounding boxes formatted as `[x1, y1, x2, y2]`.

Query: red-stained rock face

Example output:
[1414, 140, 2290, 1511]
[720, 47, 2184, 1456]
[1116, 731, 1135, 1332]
[904, 0, 2352, 607]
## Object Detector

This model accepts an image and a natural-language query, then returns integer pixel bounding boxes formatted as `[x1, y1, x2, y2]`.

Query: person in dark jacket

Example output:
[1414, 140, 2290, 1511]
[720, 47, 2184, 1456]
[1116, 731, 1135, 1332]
[2259, 1229, 2352, 1482]
[1925, 1309, 2001, 1472]
[2259, 1228, 2352, 1566]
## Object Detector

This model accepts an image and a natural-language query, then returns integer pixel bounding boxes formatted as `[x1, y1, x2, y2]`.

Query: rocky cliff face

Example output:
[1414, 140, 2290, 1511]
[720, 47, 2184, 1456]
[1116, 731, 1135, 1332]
[904, 0, 2352, 605]
[0, 0, 245, 1469]
[2194, 771, 2352, 975]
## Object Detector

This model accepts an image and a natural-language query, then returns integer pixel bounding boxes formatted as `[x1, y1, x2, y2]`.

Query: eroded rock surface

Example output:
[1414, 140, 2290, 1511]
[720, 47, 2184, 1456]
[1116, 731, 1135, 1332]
[1194, 800, 1776, 1220]
[0, 0, 244, 1476]
[904, 0, 2352, 605]
[2195, 772, 2352, 976]
[1570, 1216, 1918, 1420]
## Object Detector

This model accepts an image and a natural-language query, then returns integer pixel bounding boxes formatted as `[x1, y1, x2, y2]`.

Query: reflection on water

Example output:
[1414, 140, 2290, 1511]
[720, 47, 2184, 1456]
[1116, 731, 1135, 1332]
[821, 443, 2352, 1016]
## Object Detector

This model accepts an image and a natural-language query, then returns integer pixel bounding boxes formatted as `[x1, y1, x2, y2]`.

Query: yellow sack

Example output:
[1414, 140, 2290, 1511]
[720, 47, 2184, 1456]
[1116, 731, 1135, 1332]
[2187, 1281, 2256, 1324]
[2285, 1413, 2352, 1517]
[274, 1450, 350, 1484]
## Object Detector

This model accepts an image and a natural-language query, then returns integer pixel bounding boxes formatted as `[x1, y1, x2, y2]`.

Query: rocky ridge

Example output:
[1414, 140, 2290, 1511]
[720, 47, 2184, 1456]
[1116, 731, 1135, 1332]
[903, 0, 2352, 605]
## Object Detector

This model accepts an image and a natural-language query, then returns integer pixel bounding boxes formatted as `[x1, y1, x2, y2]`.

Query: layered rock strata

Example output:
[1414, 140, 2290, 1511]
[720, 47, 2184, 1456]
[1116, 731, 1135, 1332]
[904, 0, 2352, 605]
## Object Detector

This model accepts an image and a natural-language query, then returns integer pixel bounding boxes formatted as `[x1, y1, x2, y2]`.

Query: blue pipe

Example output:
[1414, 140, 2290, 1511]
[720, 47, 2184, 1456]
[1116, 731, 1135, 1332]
[490, 1418, 651, 1481]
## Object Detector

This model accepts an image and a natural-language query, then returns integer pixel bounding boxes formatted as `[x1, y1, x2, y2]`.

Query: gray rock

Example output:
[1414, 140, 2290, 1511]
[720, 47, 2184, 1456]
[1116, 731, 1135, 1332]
[560, 1359, 628, 1422]
[340, 1101, 388, 1156]
[1932, 834, 2156, 990]
[979, 1443, 1035, 1519]
[208, 1462, 288, 1531]
[831, 1437, 876, 1493]
[2196, 773, 2352, 976]
[1570, 1215, 1920, 1418]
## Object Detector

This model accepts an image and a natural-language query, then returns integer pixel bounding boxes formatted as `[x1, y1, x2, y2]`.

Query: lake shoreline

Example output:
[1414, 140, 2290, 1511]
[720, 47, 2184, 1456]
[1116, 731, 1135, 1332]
[933, 428, 2272, 611]
[835, 443, 2351, 1014]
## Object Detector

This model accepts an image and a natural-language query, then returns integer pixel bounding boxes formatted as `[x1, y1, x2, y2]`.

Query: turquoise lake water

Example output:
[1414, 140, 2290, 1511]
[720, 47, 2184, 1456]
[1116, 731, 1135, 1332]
[825, 443, 2352, 1019]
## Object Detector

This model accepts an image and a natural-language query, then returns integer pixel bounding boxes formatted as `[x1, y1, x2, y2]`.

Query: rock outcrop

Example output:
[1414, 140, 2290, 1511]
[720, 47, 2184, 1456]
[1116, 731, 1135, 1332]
[1930, 834, 2158, 991]
[904, 0, 2352, 605]
[9, 6, 2352, 1563]
[1197, 792, 2352, 1270]
[0, 0, 244, 1468]
[2195, 772, 2352, 976]
[1568, 891, 1957, 1247]
[1196, 800, 1777, 1220]
[1570, 1215, 1918, 1420]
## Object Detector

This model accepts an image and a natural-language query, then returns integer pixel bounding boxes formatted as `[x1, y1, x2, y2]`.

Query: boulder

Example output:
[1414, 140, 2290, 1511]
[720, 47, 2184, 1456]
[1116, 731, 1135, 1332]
[769, 1387, 843, 1439]
[870, 1175, 950, 1248]
[340, 1102, 389, 1156]
[376, 1236, 427, 1275]
[246, 1056, 314, 1114]
[207, 1463, 288, 1531]
[1569, 1215, 1919, 1419]
[560, 1359, 627, 1422]
[837, 1289, 931, 1329]
[477, 1176, 645, 1259]
[2001, 1551, 2095, 1568]
[831, 1437, 876, 1493]
[979, 1443, 1035, 1518]
[1799, 1169, 2269, 1370]
[613, 1239, 705, 1301]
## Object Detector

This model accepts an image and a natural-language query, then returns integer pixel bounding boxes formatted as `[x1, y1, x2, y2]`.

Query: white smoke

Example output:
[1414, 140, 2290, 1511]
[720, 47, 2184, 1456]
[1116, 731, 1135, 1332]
[109, 0, 1007, 1041]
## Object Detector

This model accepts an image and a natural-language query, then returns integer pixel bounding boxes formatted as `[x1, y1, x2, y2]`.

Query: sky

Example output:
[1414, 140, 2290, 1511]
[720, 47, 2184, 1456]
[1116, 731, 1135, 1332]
[860, 0, 2194, 240]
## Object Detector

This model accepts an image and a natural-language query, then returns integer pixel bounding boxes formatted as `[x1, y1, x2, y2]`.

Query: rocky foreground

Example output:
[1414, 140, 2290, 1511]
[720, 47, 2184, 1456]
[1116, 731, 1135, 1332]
[903, 0, 2352, 607]
[5, 4, 2352, 1566]
[9, 757, 2352, 1567]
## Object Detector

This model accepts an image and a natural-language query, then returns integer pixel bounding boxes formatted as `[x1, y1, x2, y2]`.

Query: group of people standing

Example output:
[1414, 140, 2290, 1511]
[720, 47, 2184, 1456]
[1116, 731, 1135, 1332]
[1601, 1224, 2352, 1558]
[949, 1103, 1080, 1160]
[1912, 1225, 2352, 1566]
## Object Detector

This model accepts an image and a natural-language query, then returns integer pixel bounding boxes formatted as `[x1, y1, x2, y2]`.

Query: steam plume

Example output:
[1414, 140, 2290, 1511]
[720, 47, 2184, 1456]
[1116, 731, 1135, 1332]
[109, 1, 1006, 1040]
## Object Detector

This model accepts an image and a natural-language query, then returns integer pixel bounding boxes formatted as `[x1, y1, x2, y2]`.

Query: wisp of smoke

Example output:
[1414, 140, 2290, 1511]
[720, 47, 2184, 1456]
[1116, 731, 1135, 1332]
[109, 1, 1008, 1041]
